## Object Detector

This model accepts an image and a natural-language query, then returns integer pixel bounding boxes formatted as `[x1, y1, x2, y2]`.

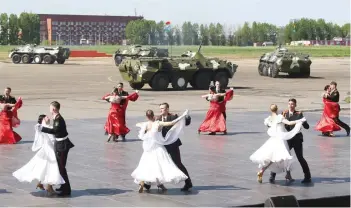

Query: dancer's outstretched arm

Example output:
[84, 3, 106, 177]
[281, 117, 306, 126]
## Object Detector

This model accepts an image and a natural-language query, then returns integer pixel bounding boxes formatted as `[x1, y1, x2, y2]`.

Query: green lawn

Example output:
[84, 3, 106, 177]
[0, 45, 350, 59]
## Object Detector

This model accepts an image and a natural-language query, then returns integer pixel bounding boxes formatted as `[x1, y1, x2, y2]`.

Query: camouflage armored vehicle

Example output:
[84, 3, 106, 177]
[118, 45, 238, 91]
[8, 44, 70, 64]
[113, 45, 169, 66]
[258, 46, 311, 78]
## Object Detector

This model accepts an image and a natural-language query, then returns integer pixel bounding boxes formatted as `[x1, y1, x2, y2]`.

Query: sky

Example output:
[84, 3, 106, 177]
[1, 0, 350, 28]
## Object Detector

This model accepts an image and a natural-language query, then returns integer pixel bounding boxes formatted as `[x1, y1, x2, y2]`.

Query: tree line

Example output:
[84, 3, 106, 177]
[0, 11, 349, 47]
[125, 19, 350, 46]
[0, 12, 40, 45]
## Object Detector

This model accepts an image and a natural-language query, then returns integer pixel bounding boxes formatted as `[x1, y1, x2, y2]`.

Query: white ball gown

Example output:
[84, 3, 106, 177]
[131, 110, 189, 185]
[12, 122, 65, 185]
[249, 114, 306, 173]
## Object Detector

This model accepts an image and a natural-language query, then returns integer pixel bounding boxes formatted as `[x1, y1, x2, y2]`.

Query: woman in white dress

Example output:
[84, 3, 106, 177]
[250, 104, 307, 183]
[12, 114, 65, 195]
[132, 109, 189, 193]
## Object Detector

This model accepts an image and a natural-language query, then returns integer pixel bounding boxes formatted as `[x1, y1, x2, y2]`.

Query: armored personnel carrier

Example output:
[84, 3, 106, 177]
[113, 45, 169, 66]
[258, 46, 311, 78]
[118, 45, 238, 91]
[8, 44, 70, 64]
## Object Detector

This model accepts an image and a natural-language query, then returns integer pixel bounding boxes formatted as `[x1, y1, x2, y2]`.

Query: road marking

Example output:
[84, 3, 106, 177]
[107, 76, 114, 83]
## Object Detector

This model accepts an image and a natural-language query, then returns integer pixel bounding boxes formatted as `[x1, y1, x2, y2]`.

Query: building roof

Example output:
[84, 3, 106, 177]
[38, 13, 143, 22]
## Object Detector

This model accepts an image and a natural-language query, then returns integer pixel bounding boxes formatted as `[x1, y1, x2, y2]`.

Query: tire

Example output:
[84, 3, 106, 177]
[49, 56, 56, 64]
[11, 54, 21, 64]
[271, 63, 279, 78]
[214, 71, 229, 88]
[151, 72, 169, 91]
[267, 64, 273, 77]
[33, 55, 42, 64]
[258, 63, 264, 76]
[194, 71, 212, 90]
[301, 67, 310, 78]
[43, 55, 52, 64]
[171, 74, 188, 90]
[262, 64, 268, 76]
[115, 55, 123, 66]
[57, 59, 65, 64]
[129, 82, 145, 90]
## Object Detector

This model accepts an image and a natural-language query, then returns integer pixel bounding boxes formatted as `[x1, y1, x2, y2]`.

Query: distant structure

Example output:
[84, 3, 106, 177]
[38, 14, 143, 45]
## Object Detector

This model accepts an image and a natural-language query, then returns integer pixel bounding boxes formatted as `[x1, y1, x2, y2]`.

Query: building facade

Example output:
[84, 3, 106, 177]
[38, 14, 143, 45]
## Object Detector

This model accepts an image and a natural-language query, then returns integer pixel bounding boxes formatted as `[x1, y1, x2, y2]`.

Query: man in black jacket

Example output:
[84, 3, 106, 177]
[326, 81, 350, 136]
[144, 102, 193, 192]
[269, 98, 312, 184]
[0, 87, 16, 110]
[38, 101, 74, 196]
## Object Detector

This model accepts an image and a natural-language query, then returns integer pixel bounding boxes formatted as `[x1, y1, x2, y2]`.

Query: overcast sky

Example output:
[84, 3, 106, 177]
[2, 0, 350, 27]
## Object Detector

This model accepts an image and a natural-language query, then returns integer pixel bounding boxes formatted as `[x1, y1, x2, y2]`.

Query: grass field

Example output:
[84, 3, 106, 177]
[0, 45, 350, 60]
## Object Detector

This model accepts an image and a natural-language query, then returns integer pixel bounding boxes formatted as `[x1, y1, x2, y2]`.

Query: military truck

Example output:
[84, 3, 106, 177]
[258, 46, 311, 78]
[118, 45, 238, 91]
[113, 45, 169, 66]
[8, 44, 71, 64]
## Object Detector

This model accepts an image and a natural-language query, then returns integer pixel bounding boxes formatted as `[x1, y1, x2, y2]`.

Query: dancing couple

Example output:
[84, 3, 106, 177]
[102, 83, 139, 142]
[315, 81, 350, 137]
[250, 98, 312, 184]
[198, 81, 234, 135]
[0, 87, 23, 144]
[132, 103, 193, 193]
[13, 101, 74, 197]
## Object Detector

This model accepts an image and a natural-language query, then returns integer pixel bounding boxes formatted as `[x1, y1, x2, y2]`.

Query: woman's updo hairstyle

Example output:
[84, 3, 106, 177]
[145, 109, 154, 120]
[38, 114, 46, 124]
[270, 104, 278, 113]
[324, 84, 330, 91]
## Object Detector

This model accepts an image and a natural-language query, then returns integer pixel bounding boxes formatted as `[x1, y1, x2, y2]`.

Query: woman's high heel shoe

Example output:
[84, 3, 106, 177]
[157, 184, 167, 192]
[257, 170, 264, 183]
[138, 181, 144, 193]
[36, 183, 45, 190]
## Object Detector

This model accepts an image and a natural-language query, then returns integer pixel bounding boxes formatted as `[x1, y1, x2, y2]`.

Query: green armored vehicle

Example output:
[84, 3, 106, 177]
[113, 45, 169, 66]
[258, 46, 311, 78]
[118, 45, 238, 91]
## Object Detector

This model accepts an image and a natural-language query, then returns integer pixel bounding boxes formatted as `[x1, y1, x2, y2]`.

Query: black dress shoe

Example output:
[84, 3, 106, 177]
[180, 182, 193, 191]
[143, 183, 151, 190]
[301, 178, 312, 183]
[55, 187, 62, 192]
[57, 192, 71, 197]
[209, 132, 216, 135]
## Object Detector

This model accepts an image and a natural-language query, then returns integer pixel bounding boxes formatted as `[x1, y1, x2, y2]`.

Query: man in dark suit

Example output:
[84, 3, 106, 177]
[325, 81, 350, 136]
[144, 102, 193, 192]
[38, 101, 75, 196]
[269, 98, 312, 184]
[0, 87, 16, 110]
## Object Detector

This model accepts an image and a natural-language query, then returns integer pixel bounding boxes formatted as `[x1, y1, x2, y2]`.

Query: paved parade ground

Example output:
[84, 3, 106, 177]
[0, 57, 350, 206]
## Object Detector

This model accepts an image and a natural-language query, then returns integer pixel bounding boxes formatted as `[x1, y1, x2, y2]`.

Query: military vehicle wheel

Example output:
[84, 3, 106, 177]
[171, 75, 188, 90]
[43, 55, 52, 64]
[33, 55, 42, 64]
[214, 71, 229, 88]
[49, 56, 56, 64]
[11, 54, 21, 64]
[129, 82, 145, 90]
[115, 56, 123, 66]
[57, 59, 65, 64]
[194, 72, 212, 90]
[271, 63, 279, 78]
[258, 63, 264, 76]
[262, 64, 268, 76]
[301, 67, 310, 78]
[151, 73, 169, 91]
[21, 54, 31, 64]
[267, 64, 273, 77]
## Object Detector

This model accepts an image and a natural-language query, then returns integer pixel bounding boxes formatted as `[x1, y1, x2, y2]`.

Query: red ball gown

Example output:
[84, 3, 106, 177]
[0, 98, 23, 144]
[102, 92, 139, 136]
[198, 89, 234, 133]
[315, 97, 341, 133]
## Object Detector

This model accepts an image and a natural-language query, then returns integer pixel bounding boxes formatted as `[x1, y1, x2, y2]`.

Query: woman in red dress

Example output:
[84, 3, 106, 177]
[198, 86, 234, 135]
[102, 88, 139, 142]
[315, 85, 341, 137]
[0, 97, 23, 144]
